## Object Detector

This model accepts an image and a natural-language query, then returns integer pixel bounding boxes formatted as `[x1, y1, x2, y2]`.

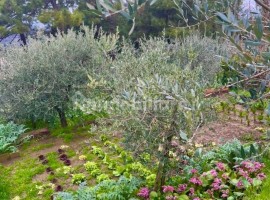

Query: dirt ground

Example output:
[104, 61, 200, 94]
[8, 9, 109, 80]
[194, 112, 265, 145]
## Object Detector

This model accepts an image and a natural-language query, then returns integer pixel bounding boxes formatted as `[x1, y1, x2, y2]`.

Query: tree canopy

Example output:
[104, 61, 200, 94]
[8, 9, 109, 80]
[0, 27, 118, 127]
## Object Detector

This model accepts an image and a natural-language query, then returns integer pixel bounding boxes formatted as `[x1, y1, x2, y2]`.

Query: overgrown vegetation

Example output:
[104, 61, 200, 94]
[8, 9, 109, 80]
[0, 0, 270, 200]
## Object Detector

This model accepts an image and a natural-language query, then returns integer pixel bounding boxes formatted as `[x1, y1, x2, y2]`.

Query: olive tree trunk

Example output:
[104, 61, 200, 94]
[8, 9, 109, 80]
[154, 104, 178, 192]
[55, 106, 68, 127]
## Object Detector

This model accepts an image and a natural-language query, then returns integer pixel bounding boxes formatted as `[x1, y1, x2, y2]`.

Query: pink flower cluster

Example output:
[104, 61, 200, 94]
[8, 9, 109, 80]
[240, 160, 265, 173]
[216, 162, 226, 171]
[177, 184, 187, 193]
[162, 186, 174, 193]
[235, 160, 266, 184]
[221, 189, 229, 198]
[257, 173, 267, 180]
[137, 160, 266, 200]
[211, 178, 222, 190]
[165, 196, 177, 200]
[189, 177, 202, 185]
[236, 180, 244, 189]
[210, 169, 218, 177]
[191, 168, 198, 174]
[137, 187, 150, 199]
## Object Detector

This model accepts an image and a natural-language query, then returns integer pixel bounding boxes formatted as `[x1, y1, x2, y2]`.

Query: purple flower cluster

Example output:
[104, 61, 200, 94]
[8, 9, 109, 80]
[189, 187, 195, 196]
[257, 173, 267, 180]
[235, 160, 267, 184]
[177, 184, 187, 193]
[236, 180, 244, 189]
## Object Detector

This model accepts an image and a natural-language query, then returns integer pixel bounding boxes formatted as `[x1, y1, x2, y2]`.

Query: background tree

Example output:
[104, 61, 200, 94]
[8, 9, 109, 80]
[0, 0, 43, 44]
[0, 0, 87, 43]
[87, 0, 242, 39]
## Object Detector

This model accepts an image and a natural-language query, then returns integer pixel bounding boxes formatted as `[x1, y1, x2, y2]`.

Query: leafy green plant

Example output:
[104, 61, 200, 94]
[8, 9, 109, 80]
[140, 153, 151, 163]
[103, 140, 114, 147]
[108, 161, 117, 170]
[55, 176, 142, 200]
[56, 166, 74, 175]
[0, 122, 27, 154]
[99, 134, 108, 142]
[113, 166, 127, 177]
[90, 169, 102, 178]
[72, 173, 86, 185]
[92, 146, 105, 158]
[96, 174, 110, 183]
[84, 161, 98, 172]
[102, 154, 111, 165]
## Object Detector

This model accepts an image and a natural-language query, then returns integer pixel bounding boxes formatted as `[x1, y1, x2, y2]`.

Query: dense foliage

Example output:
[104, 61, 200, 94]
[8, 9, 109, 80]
[0, 27, 117, 127]
[56, 176, 142, 200]
[0, 1, 269, 200]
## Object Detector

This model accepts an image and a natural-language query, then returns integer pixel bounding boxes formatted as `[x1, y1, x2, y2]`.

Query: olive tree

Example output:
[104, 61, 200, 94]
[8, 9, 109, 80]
[77, 35, 225, 190]
[0, 27, 118, 127]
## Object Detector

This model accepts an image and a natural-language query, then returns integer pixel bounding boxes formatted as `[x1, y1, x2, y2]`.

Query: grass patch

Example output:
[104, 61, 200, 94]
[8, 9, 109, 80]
[51, 125, 92, 143]
[66, 149, 76, 158]
[46, 152, 64, 170]
[0, 165, 10, 200]
[31, 143, 54, 151]
[1, 158, 45, 200]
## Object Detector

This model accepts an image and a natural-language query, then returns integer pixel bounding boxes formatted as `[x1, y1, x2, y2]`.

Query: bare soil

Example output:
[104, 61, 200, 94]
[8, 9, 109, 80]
[194, 111, 265, 145]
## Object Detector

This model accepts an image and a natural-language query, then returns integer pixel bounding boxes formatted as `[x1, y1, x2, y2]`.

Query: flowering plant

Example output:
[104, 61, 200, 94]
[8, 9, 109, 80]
[138, 160, 266, 200]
